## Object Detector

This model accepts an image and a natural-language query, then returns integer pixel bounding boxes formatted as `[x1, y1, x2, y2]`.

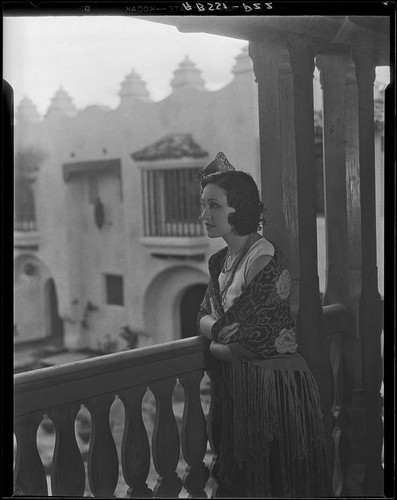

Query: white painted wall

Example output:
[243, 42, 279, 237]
[13, 53, 385, 350]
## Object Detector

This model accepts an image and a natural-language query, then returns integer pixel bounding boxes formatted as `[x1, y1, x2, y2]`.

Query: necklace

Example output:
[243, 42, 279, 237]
[223, 243, 247, 273]
[220, 233, 258, 308]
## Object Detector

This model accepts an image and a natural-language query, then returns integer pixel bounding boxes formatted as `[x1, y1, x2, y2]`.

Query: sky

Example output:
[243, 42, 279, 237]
[3, 16, 248, 116]
[3, 15, 390, 117]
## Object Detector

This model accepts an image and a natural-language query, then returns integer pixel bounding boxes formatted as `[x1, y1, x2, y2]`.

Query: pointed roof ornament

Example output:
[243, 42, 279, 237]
[171, 56, 206, 91]
[232, 45, 253, 76]
[46, 87, 77, 117]
[119, 68, 151, 102]
[16, 97, 41, 124]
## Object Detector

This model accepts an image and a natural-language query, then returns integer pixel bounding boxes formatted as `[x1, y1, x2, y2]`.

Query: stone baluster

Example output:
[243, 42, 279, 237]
[179, 370, 209, 497]
[352, 48, 384, 496]
[150, 378, 182, 498]
[119, 386, 153, 498]
[85, 394, 119, 497]
[14, 413, 48, 496]
[47, 403, 86, 496]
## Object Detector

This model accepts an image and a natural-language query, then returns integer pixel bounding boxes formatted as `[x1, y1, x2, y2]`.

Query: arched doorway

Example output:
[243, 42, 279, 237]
[143, 266, 208, 344]
[180, 284, 207, 338]
[44, 278, 64, 343]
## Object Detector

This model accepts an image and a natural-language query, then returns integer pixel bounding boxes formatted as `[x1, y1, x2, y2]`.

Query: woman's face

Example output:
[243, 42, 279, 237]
[200, 183, 235, 238]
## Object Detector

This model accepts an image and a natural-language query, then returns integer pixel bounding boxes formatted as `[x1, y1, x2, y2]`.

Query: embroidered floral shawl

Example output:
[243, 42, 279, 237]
[197, 241, 299, 359]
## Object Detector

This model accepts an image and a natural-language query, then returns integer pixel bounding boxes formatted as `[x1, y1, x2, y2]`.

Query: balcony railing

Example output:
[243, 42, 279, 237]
[14, 305, 348, 497]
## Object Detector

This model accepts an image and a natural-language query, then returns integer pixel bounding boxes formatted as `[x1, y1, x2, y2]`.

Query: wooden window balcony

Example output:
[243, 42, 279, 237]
[141, 163, 204, 238]
[139, 160, 208, 259]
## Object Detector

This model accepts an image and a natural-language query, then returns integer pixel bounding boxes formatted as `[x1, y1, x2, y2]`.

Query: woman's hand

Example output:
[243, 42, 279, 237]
[210, 341, 233, 361]
[218, 322, 239, 344]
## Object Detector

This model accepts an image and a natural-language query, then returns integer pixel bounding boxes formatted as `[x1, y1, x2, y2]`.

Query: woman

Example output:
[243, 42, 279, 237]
[197, 152, 328, 498]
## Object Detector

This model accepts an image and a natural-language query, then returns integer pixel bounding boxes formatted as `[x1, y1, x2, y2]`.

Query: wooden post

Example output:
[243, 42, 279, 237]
[316, 49, 354, 496]
[249, 36, 301, 322]
[250, 32, 324, 392]
[249, 35, 286, 248]
[285, 33, 325, 389]
[278, 48, 300, 322]
[316, 50, 351, 306]
[352, 48, 383, 496]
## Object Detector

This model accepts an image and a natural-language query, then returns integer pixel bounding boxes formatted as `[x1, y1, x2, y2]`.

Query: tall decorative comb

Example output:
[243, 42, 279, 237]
[198, 152, 236, 181]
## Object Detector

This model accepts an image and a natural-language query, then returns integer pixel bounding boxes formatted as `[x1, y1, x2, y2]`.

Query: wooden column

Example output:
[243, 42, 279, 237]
[339, 56, 367, 496]
[316, 50, 351, 306]
[316, 49, 353, 496]
[278, 49, 300, 321]
[249, 35, 286, 249]
[352, 49, 383, 496]
[250, 33, 324, 391]
[249, 35, 301, 322]
[285, 33, 324, 387]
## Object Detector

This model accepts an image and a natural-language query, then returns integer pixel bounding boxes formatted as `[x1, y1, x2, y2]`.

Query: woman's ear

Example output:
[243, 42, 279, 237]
[228, 212, 236, 227]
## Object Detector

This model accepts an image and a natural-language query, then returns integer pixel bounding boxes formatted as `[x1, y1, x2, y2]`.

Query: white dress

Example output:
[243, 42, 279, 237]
[218, 238, 275, 312]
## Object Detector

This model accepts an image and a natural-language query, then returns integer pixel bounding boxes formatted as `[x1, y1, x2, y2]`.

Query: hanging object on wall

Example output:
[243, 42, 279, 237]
[94, 196, 105, 229]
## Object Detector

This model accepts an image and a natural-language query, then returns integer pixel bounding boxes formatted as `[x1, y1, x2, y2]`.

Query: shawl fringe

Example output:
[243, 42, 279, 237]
[214, 358, 328, 497]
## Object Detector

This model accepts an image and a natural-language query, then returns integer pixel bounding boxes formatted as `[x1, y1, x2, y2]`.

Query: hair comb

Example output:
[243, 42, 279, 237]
[198, 152, 236, 181]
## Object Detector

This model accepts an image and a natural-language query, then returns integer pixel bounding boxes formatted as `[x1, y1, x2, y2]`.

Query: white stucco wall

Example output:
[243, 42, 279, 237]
[13, 53, 385, 349]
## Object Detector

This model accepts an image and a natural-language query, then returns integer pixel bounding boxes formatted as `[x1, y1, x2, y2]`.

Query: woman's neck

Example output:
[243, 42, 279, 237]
[223, 232, 259, 259]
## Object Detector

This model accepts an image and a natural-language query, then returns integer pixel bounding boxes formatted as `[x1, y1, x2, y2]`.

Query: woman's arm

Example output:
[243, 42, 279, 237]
[245, 254, 273, 285]
[198, 314, 217, 340]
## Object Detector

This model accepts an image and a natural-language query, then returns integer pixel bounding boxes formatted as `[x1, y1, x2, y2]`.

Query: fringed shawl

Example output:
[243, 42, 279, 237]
[198, 242, 329, 497]
[197, 242, 298, 359]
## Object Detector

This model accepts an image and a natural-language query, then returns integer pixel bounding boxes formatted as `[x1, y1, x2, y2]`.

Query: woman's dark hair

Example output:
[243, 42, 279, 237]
[201, 171, 264, 235]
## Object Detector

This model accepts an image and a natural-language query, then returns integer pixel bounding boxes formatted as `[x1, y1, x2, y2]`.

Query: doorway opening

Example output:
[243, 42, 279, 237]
[180, 284, 207, 339]
[44, 278, 64, 343]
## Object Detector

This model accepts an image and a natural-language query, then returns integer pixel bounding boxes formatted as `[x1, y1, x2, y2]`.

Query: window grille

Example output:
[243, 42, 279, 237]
[141, 168, 203, 237]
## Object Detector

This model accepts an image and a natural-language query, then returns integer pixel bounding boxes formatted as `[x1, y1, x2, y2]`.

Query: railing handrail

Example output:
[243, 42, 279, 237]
[14, 305, 348, 418]
[322, 303, 348, 336]
[14, 336, 211, 418]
